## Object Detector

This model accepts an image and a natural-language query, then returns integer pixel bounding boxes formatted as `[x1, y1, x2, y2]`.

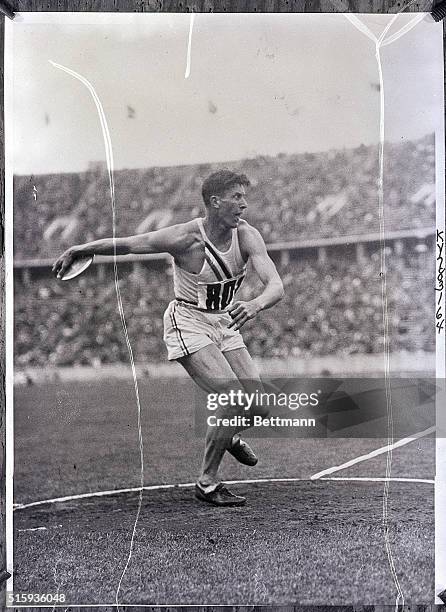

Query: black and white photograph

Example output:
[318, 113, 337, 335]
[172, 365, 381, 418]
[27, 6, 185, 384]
[5, 10, 445, 606]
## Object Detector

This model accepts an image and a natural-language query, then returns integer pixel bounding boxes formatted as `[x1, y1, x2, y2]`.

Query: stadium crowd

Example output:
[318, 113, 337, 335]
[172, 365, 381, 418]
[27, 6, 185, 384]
[13, 135, 435, 260]
[14, 134, 435, 367]
[14, 246, 434, 367]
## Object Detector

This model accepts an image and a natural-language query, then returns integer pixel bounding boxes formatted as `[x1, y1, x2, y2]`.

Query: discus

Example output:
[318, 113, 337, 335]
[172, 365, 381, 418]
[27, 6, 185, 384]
[59, 255, 94, 281]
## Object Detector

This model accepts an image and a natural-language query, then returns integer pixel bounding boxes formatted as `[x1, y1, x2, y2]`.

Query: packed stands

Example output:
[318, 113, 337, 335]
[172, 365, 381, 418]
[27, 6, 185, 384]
[14, 246, 434, 367]
[13, 134, 435, 260]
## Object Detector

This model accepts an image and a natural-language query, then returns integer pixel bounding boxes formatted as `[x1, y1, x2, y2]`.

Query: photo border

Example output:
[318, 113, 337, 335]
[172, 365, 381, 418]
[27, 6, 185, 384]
[3, 6, 445, 607]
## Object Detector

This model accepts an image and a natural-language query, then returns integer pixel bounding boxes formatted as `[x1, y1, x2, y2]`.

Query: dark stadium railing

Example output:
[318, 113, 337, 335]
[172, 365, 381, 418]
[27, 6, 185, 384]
[13, 226, 435, 271]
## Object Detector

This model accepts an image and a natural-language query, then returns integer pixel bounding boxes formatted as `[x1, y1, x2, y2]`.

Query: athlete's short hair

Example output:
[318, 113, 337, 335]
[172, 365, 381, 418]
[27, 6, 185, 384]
[201, 170, 250, 207]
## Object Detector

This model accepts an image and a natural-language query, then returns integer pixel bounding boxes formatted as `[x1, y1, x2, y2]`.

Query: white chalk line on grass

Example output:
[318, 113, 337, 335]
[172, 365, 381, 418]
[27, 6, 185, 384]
[321, 477, 434, 484]
[17, 524, 63, 533]
[311, 425, 436, 480]
[17, 526, 48, 532]
[13, 473, 434, 512]
[13, 483, 191, 510]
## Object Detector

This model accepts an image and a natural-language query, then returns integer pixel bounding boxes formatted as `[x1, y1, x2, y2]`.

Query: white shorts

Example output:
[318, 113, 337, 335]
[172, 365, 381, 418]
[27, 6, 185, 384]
[163, 300, 246, 361]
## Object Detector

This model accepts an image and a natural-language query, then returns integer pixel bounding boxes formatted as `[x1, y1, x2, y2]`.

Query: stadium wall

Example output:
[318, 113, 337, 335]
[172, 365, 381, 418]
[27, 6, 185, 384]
[14, 350, 435, 385]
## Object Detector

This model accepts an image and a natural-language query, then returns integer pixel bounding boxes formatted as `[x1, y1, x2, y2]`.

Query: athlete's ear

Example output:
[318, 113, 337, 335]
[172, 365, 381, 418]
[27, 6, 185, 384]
[210, 195, 220, 209]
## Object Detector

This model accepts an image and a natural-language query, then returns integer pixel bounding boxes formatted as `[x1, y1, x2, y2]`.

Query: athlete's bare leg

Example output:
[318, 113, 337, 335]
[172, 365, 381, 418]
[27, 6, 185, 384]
[224, 346, 274, 416]
[223, 346, 263, 393]
[178, 344, 260, 488]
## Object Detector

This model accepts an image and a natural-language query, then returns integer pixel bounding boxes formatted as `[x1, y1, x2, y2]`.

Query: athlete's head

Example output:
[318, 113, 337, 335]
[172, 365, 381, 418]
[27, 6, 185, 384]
[201, 170, 250, 228]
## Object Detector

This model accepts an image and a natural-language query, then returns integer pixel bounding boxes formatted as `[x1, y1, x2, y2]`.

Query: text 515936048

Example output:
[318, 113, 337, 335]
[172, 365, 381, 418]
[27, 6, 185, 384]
[7, 593, 66, 605]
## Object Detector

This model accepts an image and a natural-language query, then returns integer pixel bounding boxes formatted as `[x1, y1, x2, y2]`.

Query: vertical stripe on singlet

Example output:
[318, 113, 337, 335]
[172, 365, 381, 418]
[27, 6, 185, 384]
[170, 303, 190, 356]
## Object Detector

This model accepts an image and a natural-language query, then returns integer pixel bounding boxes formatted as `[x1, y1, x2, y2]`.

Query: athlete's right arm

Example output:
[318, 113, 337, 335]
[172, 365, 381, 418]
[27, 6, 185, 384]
[52, 224, 191, 279]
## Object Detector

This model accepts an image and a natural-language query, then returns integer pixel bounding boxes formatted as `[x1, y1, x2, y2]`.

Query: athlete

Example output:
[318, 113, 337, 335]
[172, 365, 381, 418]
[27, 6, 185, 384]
[53, 169, 284, 506]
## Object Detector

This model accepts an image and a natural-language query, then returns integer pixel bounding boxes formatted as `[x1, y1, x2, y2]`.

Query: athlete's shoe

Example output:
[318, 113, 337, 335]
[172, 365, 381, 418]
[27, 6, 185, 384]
[195, 483, 246, 506]
[227, 435, 258, 466]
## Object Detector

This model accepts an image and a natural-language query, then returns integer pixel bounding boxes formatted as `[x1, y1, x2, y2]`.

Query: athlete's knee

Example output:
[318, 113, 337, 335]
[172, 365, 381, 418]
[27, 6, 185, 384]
[240, 380, 270, 419]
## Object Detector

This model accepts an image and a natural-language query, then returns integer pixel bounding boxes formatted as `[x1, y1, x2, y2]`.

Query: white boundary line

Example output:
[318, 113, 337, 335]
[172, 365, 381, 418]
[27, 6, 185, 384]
[311, 426, 436, 480]
[13, 474, 434, 512]
[321, 476, 434, 484]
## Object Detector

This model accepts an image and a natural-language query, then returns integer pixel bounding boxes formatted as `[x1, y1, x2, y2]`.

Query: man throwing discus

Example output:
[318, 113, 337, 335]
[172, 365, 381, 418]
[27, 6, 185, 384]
[53, 170, 284, 506]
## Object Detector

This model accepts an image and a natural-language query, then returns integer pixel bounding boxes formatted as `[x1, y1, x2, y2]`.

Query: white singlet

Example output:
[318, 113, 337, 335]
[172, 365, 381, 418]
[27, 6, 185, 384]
[173, 218, 247, 313]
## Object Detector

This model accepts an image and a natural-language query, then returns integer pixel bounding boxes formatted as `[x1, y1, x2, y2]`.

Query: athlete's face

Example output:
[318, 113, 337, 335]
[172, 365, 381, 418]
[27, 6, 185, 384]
[214, 184, 248, 228]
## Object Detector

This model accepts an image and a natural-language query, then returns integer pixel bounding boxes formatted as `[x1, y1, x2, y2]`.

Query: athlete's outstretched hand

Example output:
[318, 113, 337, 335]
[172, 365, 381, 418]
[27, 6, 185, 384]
[52, 247, 80, 279]
[227, 300, 259, 330]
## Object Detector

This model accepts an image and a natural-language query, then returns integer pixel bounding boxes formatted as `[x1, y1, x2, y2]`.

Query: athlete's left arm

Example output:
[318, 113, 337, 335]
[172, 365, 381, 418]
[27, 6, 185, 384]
[227, 224, 284, 330]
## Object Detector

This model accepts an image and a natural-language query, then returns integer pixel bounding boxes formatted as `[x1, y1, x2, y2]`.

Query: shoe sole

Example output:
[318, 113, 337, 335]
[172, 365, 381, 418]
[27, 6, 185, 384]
[227, 447, 258, 467]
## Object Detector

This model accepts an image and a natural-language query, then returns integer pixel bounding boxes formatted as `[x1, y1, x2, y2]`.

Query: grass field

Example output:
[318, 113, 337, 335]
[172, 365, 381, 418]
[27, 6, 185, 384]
[12, 378, 435, 605]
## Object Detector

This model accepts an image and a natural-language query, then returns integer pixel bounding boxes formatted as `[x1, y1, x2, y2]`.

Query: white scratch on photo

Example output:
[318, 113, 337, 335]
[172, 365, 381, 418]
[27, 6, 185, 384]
[185, 13, 195, 79]
[49, 60, 145, 611]
[341, 7, 430, 609]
